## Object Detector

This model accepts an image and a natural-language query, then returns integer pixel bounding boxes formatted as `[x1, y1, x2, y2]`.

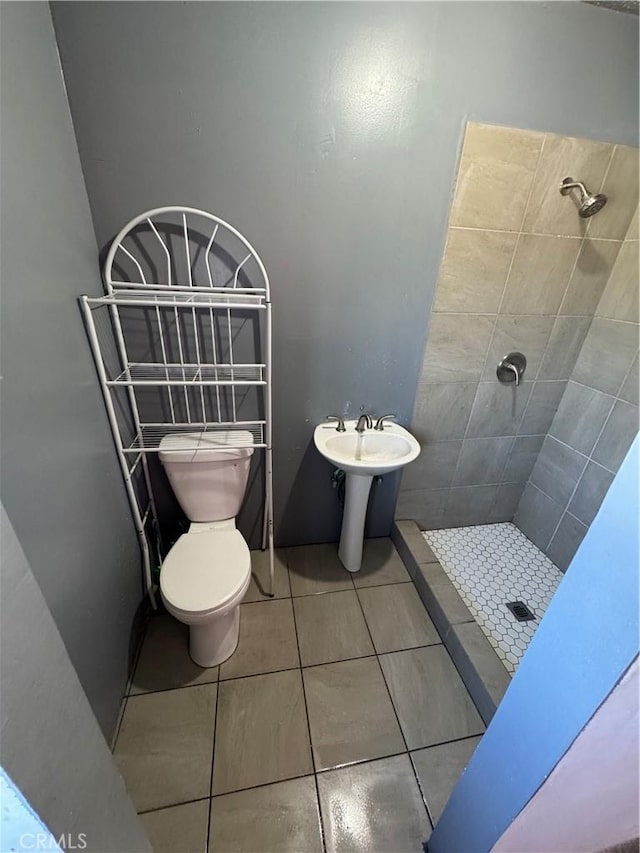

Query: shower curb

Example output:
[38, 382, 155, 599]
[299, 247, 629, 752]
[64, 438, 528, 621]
[392, 520, 511, 725]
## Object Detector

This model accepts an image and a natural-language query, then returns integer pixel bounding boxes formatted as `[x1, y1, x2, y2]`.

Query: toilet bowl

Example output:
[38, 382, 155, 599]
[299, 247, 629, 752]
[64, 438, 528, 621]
[158, 431, 254, 667]
[160, 521, 251, 666]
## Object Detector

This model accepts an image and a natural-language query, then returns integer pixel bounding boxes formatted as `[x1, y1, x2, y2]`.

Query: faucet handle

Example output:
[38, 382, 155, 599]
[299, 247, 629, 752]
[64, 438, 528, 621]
[326, 415, 346, 432]
[497, 352, 527, 386]
[374, 414, 397, 431]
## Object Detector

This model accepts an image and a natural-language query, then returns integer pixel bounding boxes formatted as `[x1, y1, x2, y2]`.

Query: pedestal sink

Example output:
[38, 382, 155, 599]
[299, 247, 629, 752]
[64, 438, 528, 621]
[314, 420, 420, 573]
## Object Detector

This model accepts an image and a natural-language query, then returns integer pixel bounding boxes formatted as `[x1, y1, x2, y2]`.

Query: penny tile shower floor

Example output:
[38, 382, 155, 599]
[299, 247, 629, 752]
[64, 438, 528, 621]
[114, 539, 485, 852]
[423, 523, 564, 674]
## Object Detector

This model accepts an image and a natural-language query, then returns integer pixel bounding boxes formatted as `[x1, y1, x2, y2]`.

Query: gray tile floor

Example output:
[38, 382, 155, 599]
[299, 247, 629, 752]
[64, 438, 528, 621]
[115, 539, 485, 853]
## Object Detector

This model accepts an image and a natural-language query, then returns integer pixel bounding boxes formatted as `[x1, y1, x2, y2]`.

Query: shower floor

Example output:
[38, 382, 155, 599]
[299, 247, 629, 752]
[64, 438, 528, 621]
[423, 523, 563, 674]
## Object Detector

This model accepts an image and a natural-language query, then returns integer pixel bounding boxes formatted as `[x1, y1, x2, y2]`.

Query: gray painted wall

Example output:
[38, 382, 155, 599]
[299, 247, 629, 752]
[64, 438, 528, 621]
[515, 210, 639, 570]
[0, 2, 142, 736]
[51, 1, 639, 546]
[0, 505, 151, 852]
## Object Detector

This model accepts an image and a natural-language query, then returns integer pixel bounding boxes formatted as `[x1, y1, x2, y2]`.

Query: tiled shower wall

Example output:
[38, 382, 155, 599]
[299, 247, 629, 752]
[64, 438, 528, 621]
[397, 121, 638, 535]
[515, 207, 639, 570]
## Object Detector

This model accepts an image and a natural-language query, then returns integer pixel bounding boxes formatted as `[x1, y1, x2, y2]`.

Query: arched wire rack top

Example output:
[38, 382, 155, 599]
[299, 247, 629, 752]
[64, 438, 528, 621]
[103, 206, 270, 299]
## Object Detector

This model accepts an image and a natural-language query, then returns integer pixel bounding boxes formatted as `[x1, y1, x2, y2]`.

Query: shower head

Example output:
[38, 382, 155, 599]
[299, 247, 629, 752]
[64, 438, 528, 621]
[560, 177, 608, 218]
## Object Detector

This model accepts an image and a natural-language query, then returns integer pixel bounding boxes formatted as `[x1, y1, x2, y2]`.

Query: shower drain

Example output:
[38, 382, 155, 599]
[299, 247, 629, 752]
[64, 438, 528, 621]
[506, 601, 536, 622]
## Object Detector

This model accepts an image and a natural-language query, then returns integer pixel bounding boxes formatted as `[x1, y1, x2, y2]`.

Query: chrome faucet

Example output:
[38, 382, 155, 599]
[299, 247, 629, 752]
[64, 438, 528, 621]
[326, 415, 346, 432]
[374, 414, 397, 431]
[355, 414, 373, 433]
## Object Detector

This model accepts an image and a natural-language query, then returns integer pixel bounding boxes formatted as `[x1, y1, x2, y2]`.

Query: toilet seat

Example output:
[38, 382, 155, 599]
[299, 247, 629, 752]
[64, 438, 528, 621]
[160, 529, 251, 615]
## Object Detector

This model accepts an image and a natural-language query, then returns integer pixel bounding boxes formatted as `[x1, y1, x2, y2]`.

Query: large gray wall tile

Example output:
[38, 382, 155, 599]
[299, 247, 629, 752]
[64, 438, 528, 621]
[421, 314, 495, 382]
[413, 382, 478, 441]
[519, 382, 567, 435]
[587, 144, 640, 240]
[467, 382, 532, 437]
[568, 461, 614, 525]
[538, 316, 592, 380]
[482, 315, 554, 380]
[442, 485, 499, 527]
[432, 228, 517, 314]
[547, 513, 588, 573]
[513, 483, 564, 551]
[592, 400, 639, 472]
[453, 437, 513, 486]
[522, 133, 612, 238]
[619, 353, 639, 406]
[530, 436, 586, 505]
[559, 239, 621, 316]
[489, 483, 525, 522]
[401, 441, 462, 491]
[502, 435, 545, 483]
[549, 381, 614, 456]
[500, 235, 581, 315]
[395, 489, 446, 530]
[595, 239, 639, 322]
[572, 318, 638, 395]
[450, 124, 543, 231]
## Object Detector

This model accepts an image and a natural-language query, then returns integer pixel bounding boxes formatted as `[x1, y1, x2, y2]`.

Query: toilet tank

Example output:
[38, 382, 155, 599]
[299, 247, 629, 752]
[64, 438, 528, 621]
[159, 431, 254, 522]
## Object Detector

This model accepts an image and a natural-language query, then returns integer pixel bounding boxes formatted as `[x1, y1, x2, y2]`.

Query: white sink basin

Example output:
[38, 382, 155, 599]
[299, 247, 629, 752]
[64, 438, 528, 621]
[314, 420, 420, 476]
[314, 419, 420, 573]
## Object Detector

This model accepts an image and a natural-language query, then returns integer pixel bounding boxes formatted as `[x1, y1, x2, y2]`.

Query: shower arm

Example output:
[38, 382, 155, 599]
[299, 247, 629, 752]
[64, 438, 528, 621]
[559, 179, 588, 196]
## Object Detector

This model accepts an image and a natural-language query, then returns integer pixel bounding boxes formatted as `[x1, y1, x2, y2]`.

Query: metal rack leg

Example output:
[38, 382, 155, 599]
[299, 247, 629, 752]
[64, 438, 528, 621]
[81, 298, 158, 609]
[266, 446, 275, 597]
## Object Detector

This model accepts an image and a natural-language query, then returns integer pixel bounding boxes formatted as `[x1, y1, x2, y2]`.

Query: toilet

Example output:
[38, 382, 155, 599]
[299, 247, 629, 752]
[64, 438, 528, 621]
[158, 430, 254, 667]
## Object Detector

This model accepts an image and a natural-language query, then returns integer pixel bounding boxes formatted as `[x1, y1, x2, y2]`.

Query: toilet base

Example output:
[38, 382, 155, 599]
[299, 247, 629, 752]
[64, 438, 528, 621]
[189, 606, 240, 668]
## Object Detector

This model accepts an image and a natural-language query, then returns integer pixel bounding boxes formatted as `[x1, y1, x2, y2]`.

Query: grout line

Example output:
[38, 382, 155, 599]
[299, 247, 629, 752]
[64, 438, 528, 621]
[111, 611, 153, 750]
[614, 346, 640, 399]
[137, 795, 211, 816]
[546, 375, 623, 548]
[431, 311, 596, 319]
[205, 677, 221, 850]
[585, 145, 617, 240]
[350, 581, 434, 829]
[566, 377, 618, 399]
[111, 695, 129, 753]
[449, 225, 622, 242]
[542, 433, 616, 475]
[453, 140, 546, 505]
[138, 726, 489, 817]
[288, 572, 327, 853]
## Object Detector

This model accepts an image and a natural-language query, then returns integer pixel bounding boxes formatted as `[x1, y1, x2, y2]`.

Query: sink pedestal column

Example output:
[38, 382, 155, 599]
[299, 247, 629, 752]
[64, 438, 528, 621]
[338, 473, 373, 573]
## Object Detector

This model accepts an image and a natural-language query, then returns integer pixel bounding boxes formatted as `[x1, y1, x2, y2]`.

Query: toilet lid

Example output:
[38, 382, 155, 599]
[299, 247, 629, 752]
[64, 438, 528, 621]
[160, 530, 251, 613]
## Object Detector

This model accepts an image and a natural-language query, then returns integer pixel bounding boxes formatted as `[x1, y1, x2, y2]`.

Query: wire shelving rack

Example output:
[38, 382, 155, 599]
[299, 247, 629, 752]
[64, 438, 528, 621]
[81, 207, 274, 607]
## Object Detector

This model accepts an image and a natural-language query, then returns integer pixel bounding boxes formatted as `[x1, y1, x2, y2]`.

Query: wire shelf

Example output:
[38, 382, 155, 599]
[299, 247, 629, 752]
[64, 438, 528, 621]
[126, 422, 267, 454]
[109, 363, 266, 386]
[86, 289, 266, 309]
